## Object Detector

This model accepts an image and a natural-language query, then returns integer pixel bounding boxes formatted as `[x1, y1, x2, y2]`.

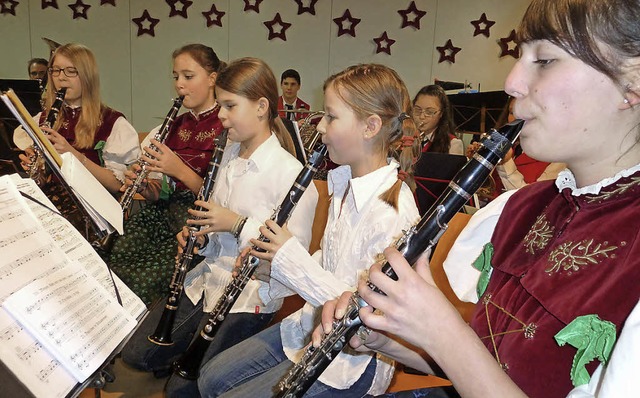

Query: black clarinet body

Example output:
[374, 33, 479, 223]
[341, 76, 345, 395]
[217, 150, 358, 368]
[148, 128, 229, 346]
[173, 144, 328, 380]
[29, 87, 67, 185]
[276, 119, 524, 398]
[94, 96, 185, 253]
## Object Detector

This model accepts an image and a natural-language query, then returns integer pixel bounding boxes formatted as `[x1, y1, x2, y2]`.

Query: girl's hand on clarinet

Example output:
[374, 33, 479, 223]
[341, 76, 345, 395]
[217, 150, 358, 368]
[142, 139, 184, 177]
[311, 292, 387, 352]
[187, 200, 238, 235]
[43, 128, 73, 154]
[358, 247, 462, 351]
[248, 219, 292, 262]
[175, 226, 204, 255]
[18, 147, 35, 171]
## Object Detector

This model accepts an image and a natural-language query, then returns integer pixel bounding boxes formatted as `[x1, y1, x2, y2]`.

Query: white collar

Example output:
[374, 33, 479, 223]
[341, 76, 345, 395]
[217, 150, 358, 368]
[555, 162, 640, 195]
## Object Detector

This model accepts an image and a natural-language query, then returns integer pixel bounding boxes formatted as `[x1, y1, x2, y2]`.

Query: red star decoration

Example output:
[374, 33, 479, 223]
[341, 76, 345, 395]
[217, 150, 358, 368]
[333, 9, 360, 37]
[373, 31, 396, 55]
[398, 1, 426, 30]
[132, 9, 160, 37]
[471, 13, 495, 37]
[166, 0, 192, 18]
[68, 0, 90, 19]
[436, 39, 462, 63]
[294, 0, 318, 15]
[264, 13, 291, 41]
[1, 0, 19, 15]
[202, 3, 225, 27]
[243, 0, 262, 13]
[42, 0, 58, 10]
[100, 0, 115, 5]
[499, 29, 520, 58]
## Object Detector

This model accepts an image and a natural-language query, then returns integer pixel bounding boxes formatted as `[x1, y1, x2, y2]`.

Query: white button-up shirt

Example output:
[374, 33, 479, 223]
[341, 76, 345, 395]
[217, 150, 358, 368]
[261, 161, 420, 394]
[184, 134, 318, 314]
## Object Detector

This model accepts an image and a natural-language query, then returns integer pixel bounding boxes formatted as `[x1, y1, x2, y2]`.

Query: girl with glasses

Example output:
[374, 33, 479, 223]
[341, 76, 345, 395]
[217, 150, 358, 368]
[412, 84, 463, 155]
[14, 43, 140, 195]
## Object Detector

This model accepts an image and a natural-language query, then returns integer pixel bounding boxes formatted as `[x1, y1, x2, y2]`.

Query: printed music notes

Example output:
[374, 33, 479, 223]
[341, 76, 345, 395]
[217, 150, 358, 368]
[0, 175, 145, 397]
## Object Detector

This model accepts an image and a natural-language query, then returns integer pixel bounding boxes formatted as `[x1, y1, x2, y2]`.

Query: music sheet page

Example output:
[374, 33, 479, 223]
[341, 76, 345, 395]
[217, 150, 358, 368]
[0, 176, 77, 398]
[9, 175, 146, 319]
[0, 175, 144, 396]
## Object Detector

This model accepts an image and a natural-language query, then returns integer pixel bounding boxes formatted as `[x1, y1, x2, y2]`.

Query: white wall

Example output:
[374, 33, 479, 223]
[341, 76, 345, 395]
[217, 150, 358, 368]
[0, 0, 530, 132]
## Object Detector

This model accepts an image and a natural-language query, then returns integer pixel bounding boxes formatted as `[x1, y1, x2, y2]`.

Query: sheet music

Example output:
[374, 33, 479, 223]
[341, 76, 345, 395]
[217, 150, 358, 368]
[9, 175, 145, 319]
[0, 177, 77, 397]
[3, 266, 137, 382]
[60, 152, 123, 235]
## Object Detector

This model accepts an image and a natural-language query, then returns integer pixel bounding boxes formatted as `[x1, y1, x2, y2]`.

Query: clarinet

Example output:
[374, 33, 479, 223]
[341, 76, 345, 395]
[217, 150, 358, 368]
[173, 144, 329, 380]
[93, 96, 184, 252]
[29, 87, 67, 186]
[276, 119, 524, 398]
[148, 128, 229, 346]
[120, 95, 184, 213]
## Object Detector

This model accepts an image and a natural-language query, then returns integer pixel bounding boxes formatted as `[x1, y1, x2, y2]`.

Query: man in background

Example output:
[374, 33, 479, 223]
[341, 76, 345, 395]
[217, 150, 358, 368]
[277, 69, 310, 122]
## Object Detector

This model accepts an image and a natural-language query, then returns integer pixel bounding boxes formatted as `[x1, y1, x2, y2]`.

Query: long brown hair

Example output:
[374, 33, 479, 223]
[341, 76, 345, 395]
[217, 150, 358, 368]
[172, 43, 225, 74]
[215, 57, 295, 156]
[324, 64, 421, 210]
[412, 85, 457, 153]
[45, 43, 102, 149]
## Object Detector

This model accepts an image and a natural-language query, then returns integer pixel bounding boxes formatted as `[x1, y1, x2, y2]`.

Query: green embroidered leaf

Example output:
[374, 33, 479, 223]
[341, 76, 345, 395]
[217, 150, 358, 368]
[554, 314, 617, 387]
[159, 175, 174, 201]
[472, 243, 494, 298]
[93, 140, 106, 167]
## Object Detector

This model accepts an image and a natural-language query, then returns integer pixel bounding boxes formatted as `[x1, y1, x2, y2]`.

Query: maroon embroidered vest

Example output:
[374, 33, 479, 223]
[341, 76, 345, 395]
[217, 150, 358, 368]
[39, 105, 123, 165]
[162, 106, 223, 191]
[469, 171, 640, 397]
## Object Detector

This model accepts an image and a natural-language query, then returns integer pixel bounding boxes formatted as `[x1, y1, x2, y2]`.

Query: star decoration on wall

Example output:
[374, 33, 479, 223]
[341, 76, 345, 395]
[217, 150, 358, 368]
[132, 9, 160, 37]
[333, 9, 360, 37]
[264, 13, 291, 41]
[374, 31, 396, 55]
[42, 0, 58, 10]
[436, 39, 462, 63]
[499, 29, 520, 58]
[167, 0, 192, 18]
[100, 0, 115, 5]
[68, 0, 90, 19]
[294, 0, 318, 15]
[471, 13, 495, 37]
[202, 3, 225, 28]
[398, 1, 426, 30]
[1, 0, 19, 15]
[243, 0, 262, 13]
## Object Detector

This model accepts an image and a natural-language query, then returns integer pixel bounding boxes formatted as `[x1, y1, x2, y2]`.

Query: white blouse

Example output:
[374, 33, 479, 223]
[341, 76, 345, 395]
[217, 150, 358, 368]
[263, 161, 420, 394]
[183, 134, 318, 315]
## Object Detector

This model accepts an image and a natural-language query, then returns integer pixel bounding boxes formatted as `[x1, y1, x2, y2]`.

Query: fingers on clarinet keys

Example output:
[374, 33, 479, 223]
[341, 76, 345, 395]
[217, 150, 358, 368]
[356, 326, 371, 345]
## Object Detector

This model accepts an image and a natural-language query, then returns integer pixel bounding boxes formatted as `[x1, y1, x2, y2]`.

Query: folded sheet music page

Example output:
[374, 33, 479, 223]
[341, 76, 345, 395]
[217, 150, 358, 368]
[0, 175, 145, 397]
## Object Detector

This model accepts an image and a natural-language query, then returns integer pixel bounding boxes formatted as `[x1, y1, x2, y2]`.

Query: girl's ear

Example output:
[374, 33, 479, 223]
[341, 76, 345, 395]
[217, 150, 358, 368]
[363, 114, 383, 139]
[257, 97, 269, 118]
[208, 72, 217, 87]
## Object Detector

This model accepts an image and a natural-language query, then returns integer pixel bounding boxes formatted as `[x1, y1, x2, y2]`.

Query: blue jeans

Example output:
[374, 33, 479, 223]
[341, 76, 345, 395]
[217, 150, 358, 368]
[198, 323, 377, 398]
[122, 296, 274, 398]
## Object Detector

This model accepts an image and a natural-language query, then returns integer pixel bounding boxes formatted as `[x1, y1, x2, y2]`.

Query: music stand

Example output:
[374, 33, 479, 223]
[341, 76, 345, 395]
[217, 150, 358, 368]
[447, 91, 509, 135]
[414, 152, 468, 215]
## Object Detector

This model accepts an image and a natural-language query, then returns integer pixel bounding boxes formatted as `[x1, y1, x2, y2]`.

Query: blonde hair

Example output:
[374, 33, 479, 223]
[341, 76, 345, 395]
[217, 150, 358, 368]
[215, 57, 295, 156]
[324, 64, 420, 209]
[45, 43, 102, 149]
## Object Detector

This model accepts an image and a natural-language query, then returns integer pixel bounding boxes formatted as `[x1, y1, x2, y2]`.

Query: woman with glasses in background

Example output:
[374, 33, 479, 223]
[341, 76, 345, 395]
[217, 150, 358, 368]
[14, 43, 140, 195]
[412, 84, 463, 155]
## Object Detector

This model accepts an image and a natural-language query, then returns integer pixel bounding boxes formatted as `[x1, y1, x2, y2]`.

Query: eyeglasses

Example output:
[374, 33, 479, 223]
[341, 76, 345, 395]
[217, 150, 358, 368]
[48, 67, 79, 77]
[413, 107, 441, 118]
